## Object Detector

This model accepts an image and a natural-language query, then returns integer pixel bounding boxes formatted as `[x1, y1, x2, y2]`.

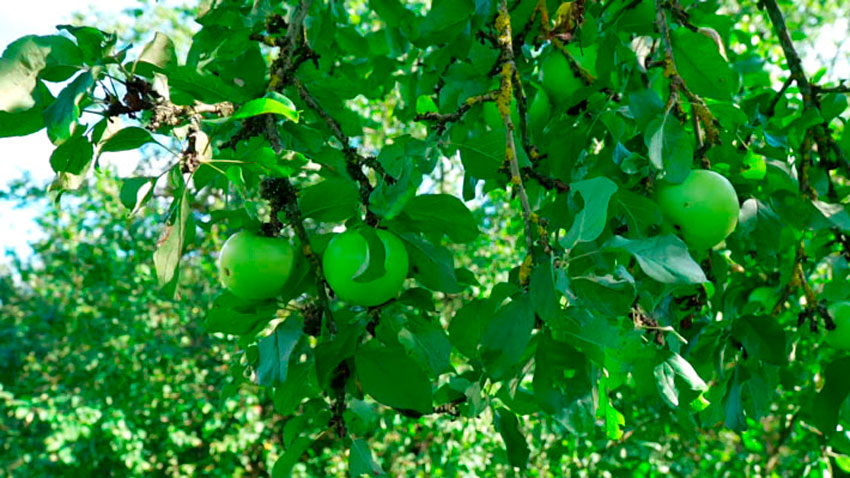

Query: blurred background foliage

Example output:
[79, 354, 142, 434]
[1, 0, 850, 477]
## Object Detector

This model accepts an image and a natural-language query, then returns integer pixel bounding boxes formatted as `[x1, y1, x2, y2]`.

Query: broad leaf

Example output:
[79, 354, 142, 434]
[562, 177, 618, 249]
[603, 235, 707, 284]
[257, 318, 304, 387]
[402, 194, 479, 243]
[355, 343, 432, 414]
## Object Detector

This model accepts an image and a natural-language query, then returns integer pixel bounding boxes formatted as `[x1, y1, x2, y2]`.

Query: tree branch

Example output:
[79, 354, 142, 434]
[496, 0, 535, 256]
[760, 0, 841, 191]
[262, 116, 336, 336]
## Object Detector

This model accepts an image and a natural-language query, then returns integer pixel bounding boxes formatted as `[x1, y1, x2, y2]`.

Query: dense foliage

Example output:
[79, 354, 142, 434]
[2, 0, 850, 476]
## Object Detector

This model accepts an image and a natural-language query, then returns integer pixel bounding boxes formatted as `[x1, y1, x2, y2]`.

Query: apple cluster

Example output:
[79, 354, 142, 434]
[217, 228, 408, 307]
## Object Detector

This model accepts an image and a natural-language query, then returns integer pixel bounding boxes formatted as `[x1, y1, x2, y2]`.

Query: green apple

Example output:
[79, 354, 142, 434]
[540, 51, 581, 106]
[656, 169, 740, 250]
[218, 231, 295, 300]
[826, 301, 850, 350]
[323, 228, 409, 306]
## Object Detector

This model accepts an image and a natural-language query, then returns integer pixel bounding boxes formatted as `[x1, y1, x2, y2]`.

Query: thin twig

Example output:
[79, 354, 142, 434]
[414, 91, 499, 135]
[293, 78, 386, 212]
[269, 0, 314, 89]
[496, 0, 535, 255]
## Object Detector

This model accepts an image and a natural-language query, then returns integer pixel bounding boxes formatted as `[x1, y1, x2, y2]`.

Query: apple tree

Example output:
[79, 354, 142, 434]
[2, 0, 850, 475]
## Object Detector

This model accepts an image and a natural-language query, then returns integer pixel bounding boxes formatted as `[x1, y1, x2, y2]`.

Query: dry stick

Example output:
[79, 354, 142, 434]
[812, 83, 850, 94]
[496, 0, 535, 255]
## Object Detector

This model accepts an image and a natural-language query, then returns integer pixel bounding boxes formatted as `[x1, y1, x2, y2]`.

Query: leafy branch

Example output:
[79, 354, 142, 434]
[653, 0, 718, 166]
[292, 77, 390, 213]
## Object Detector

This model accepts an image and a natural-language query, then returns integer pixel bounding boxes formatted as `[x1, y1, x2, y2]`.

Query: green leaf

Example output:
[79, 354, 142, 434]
[0, 35, 83, 111]
[603, 235, 707, 284]
[299, 178, 360, 223]
[628, 89, 665, 131]
[598, 375, 626, 440]
[448, 299, 493, 359]
[456, 130, 505, 179]
[355, 343, 433, 414]
[562, 177, 618, 249]
[416, 95, 439, 115]
[134, 32, 177, 76]
[808, 357, 850, 437]
[480, 295, 535, 380]
[349, 439, 386, 477]
[0, 47, 45, 112]
[257, 318, 304, 387]
[168, 64, 241, 103]
[730, 315, 787, 365]
[370, 166, 422, 220]
[418, 0, 476, 43]
[314, 318, 365, 389]
[351, 227, 387, 283]
[530, 259, 560, 323]
[205, 291, 278, 336]
[820, 93, 848, 120]
[233, 95, 299, 122]
[654, 352, 708, 409]
[273, 361, 319, 416]
[402, 194, 479, 243]
[533, 331, 591, 413]
[398, 315, 453, 376]
[271, 436, 314, 478]
[58, 25, 117, 65]
[42, 70, 95, 145]
[153, 185, 190, 289]
[724, 372, 746, 432]
[615, 189, 662, 237]
[645, 110, 693, 183]
[49, 132, 93, 175]
[495, 408, 530, 470]
[395, 231, 461, 293]
[369, 0, 413, 27]
[99, 127, 154, 154]
[0, 80, 54, 137]
[571, 266, 636, 317]
[671, 28, 737, 100]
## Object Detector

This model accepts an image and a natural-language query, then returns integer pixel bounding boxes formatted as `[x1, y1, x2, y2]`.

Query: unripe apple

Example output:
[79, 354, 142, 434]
[656, 170, 740, 250]
[323, 228, 409, 306]
[219, 231, 295, 300]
